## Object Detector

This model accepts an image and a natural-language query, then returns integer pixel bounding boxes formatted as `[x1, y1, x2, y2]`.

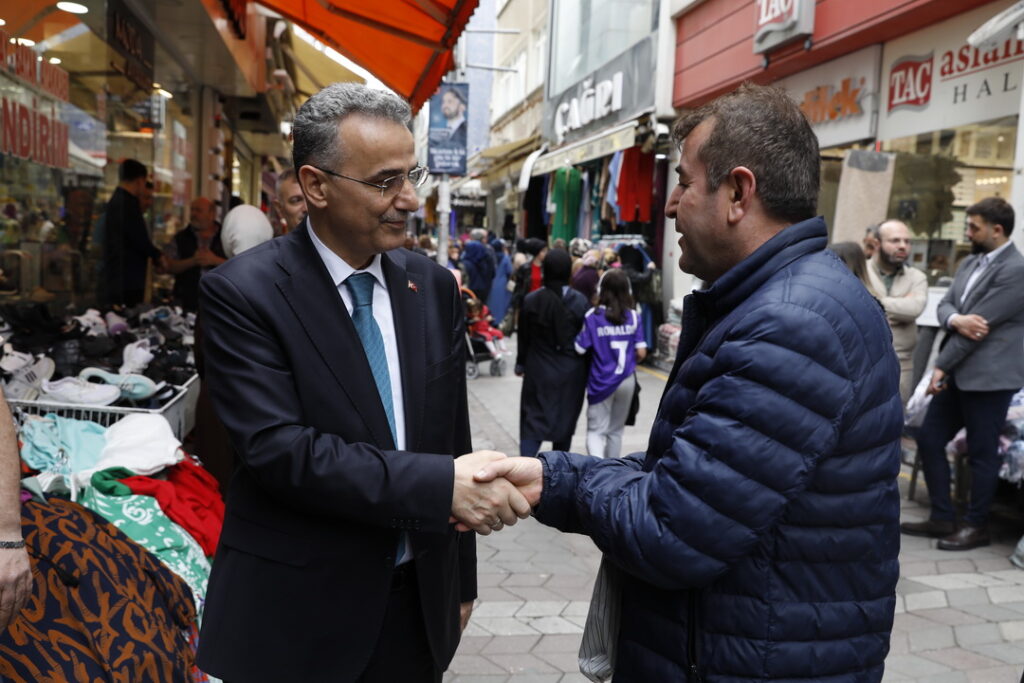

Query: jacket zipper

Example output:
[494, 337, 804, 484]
[687, 589, 703, 682]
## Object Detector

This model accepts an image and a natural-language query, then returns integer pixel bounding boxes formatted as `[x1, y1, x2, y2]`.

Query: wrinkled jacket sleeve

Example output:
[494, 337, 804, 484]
[880, 269, 927, 323]
[936, 258, 1024, 373]
[199, 271, 456, 533]
[537, 302, 855, 590]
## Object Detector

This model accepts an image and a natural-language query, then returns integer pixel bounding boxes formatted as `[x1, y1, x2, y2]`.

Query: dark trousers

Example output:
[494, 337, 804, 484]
[357, 562, 441, 683]
[520, 438, 571, 458]
[917, 381, 1016, 527]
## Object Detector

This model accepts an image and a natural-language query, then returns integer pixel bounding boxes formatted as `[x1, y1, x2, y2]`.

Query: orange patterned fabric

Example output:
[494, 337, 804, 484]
[0, 498, 198, 683]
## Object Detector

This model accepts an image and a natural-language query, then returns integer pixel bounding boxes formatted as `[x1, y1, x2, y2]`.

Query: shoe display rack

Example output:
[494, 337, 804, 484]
[8, 374, 200, 442]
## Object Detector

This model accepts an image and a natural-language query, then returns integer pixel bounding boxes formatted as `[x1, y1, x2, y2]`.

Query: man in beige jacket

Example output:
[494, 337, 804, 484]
[865, 219, 928, 403]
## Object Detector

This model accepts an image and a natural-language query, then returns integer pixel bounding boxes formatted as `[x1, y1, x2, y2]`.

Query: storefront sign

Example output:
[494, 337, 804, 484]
[107, 0, 155, 92]
[428, 83, 469, 176]
[544, 35, 655, 146]
[0, 75, 70, 169]
[753, 0, 815, 55]
[0, 28, 70, 102]
[775, 45, 881, 148]
[532, 121, 637, 177]
[879, 0, 1024, 140]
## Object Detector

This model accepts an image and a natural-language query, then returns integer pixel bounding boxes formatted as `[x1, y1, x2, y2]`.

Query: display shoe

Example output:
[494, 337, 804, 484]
[2, 355, 56, 400]
[79, 367, 157, 400]
[40, 377, 120, 405]
[73, 309, 108, 336]
[0, 347, 33, 373]
[937, 525, 991, 551]
[104, 311, 129, 335]
[900, 519, 956, 538]
[119, 339, 154, 375]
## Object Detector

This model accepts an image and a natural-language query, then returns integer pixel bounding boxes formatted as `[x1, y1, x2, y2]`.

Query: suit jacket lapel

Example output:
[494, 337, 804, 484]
[274, 223, 395, 449]
[962, 248, 1010, 311]
[381, 249, 426, 452]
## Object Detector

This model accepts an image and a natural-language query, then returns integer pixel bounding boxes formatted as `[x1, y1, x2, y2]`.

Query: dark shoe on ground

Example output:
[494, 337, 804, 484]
[937, 525, 990, 551]
[900, 519, 956, 538]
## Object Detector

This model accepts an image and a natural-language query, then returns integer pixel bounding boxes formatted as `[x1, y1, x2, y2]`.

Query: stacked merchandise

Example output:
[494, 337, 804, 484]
[0, 303, 195, 407]
[4, 409, 224, 681]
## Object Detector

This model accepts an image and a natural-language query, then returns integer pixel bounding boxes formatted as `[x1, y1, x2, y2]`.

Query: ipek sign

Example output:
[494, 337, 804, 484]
[543, 36, 654, 147]
[753, 0, 815, 55]
[880, 0, 1024, 140]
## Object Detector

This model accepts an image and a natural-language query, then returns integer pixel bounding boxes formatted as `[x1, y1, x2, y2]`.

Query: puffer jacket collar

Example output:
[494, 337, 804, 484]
[693, 216, 829, 322]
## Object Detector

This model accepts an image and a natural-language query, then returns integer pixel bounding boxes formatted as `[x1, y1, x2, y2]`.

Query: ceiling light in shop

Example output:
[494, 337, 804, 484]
[975, 176, 1008, 186]
[49, 57, 61, 64]
[12, 38, 35, 46]
[0, 19, 6, 27]
[157, 88, 173, 99]
[56, 2, 89, 14]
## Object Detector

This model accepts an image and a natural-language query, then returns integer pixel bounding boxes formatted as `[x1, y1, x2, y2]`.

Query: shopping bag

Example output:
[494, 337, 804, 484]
[904, 369, 934, 428]
[578, 557, 622, 682]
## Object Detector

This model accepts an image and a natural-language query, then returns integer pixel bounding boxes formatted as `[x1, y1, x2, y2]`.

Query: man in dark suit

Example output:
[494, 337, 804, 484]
[100, 159, 163, 305]
[195, 83, 530, 682]
[902, 197, 1024, 550]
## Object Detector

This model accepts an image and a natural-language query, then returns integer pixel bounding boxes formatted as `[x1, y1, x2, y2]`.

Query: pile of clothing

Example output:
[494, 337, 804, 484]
[17, 412, 224, 618]
[0, 302, 195, 406]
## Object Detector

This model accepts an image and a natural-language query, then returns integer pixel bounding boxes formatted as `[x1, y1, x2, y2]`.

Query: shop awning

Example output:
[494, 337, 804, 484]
[258, 0, 479, 110]
[283, 35, 365, 98]
[530, 120, 640, 177]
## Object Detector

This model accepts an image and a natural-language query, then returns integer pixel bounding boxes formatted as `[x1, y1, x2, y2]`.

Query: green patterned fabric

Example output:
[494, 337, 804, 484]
[78, 486, 210, 620]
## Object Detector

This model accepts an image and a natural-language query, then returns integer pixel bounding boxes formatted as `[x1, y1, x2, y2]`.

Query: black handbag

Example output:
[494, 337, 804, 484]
[625, 374, 640, 426]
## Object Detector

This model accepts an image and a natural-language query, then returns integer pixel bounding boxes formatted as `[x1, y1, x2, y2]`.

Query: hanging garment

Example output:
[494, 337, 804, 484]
[0, 498, 200, 683]
[578, 170, 592, 240]
[79, 483, 211, 617]
[616, 147, 655, 223]
[552, 166, 582, 243]
[605, 151, 624, 224]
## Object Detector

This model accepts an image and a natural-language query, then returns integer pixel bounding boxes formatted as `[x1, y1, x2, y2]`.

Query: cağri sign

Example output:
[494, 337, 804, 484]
[553, 73, 624, 144]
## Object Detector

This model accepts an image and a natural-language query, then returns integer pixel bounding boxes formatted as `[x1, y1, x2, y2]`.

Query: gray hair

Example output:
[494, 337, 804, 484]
[866, 223, 881, 240]
[470, 228, 487, 242]
[292, 83, 412, 176]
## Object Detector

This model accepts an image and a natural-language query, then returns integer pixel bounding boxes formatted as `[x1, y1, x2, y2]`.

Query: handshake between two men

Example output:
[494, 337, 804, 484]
[450, 451, 545, 534]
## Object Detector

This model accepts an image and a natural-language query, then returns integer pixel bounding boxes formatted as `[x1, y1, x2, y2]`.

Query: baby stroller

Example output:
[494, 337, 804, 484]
[461, 287, 507, 379]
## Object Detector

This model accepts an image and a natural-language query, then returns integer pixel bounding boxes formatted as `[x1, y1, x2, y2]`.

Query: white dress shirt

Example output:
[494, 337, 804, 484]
[308, 222, 406, 451]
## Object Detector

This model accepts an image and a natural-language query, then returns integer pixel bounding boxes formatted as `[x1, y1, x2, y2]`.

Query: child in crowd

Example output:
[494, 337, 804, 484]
[574, 269, 647, 459]
[466, 298, 508, 359]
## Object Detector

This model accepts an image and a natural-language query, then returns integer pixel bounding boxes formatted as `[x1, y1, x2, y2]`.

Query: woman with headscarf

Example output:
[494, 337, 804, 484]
[516, 249, 589, 458]
[195, 204, 275, 495]
[571, 249, 601, 305]
[486, 238, 514, 326]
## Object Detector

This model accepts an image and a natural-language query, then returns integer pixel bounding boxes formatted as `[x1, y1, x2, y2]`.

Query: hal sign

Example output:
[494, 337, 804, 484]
[554, 73, 624, 144]
[754, 0, 815, 55]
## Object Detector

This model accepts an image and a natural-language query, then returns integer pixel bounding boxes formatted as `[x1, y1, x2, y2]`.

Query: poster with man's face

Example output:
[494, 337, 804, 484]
[428, 83, 468, 176]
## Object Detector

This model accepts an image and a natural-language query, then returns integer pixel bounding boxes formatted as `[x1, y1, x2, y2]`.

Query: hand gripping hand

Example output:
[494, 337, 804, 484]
[451, 451, 533, 534]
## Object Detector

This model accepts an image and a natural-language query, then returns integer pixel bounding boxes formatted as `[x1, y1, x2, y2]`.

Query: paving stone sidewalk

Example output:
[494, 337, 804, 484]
[450, 347, 1024, 682]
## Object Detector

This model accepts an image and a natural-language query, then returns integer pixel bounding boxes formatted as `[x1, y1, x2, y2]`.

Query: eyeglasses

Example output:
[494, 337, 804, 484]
[312, 165, 429, 198]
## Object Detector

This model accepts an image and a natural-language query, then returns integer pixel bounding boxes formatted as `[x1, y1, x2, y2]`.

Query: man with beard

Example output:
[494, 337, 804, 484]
[865, 219, 927, 403]
[902, 197, 1024, 550]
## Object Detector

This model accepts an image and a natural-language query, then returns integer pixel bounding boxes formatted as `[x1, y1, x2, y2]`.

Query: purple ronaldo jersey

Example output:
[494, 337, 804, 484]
[575, 307, 647, 403]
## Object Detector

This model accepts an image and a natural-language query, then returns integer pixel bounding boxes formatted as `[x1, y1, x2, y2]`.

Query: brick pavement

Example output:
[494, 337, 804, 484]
[450, 347, 1024, 682]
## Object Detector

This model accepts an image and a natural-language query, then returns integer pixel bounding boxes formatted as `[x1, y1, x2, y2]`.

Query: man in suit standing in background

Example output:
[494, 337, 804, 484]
[902, 197, 1024, 550]
[196, 83, 529, 682]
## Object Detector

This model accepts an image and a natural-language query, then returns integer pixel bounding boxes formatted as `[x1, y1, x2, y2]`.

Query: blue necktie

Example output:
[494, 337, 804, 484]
[345, 273, 410, 565]
[345, 273, 397, 443]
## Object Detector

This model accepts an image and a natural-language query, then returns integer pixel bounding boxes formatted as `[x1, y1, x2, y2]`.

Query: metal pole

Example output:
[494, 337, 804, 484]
[437, 173, 451, 267]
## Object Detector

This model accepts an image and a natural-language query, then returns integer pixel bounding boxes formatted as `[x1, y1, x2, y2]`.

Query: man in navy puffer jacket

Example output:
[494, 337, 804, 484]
[476, 84, 902, 681]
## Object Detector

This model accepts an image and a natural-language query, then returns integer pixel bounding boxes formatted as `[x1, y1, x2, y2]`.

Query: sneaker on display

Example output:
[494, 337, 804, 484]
[120, 339, 154, 375]
[0, 347, 33, 373]
[79, 367, 157, 400]
[104, 311, 129, 335]
[73, 309, 108, 336]
[40, 377, 121, 405]
[4, 356, 57, 400]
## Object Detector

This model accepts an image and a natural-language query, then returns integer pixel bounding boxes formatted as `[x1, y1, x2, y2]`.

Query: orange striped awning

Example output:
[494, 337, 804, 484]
[261, 0, 479, 110]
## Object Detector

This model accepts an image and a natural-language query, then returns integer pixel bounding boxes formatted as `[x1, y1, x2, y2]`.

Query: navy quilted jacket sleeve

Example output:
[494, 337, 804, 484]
[538, 300, 855, 591]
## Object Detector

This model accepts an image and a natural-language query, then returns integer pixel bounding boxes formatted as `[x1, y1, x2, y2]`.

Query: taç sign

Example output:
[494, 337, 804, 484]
[753, 0, 815, 55]
[880, 0, 1024, 140]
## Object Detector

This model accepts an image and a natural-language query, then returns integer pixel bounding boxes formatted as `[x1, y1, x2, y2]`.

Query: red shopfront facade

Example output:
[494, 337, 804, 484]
[673, 0, 996, 108]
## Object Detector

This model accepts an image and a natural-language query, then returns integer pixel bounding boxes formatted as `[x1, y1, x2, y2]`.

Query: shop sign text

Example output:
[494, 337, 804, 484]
[107, 0, 155, 91]
[800, 77, 864, 124]
[0, 28, 70, 102]
[554, 73, 623, 144]
[1, 95, 70, 169]
[889, 37, 1024, 113]
[753, 0, 814, 55]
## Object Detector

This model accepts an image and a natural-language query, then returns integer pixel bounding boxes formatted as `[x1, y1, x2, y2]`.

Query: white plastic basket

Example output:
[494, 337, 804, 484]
[8, 374, 201, 441]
